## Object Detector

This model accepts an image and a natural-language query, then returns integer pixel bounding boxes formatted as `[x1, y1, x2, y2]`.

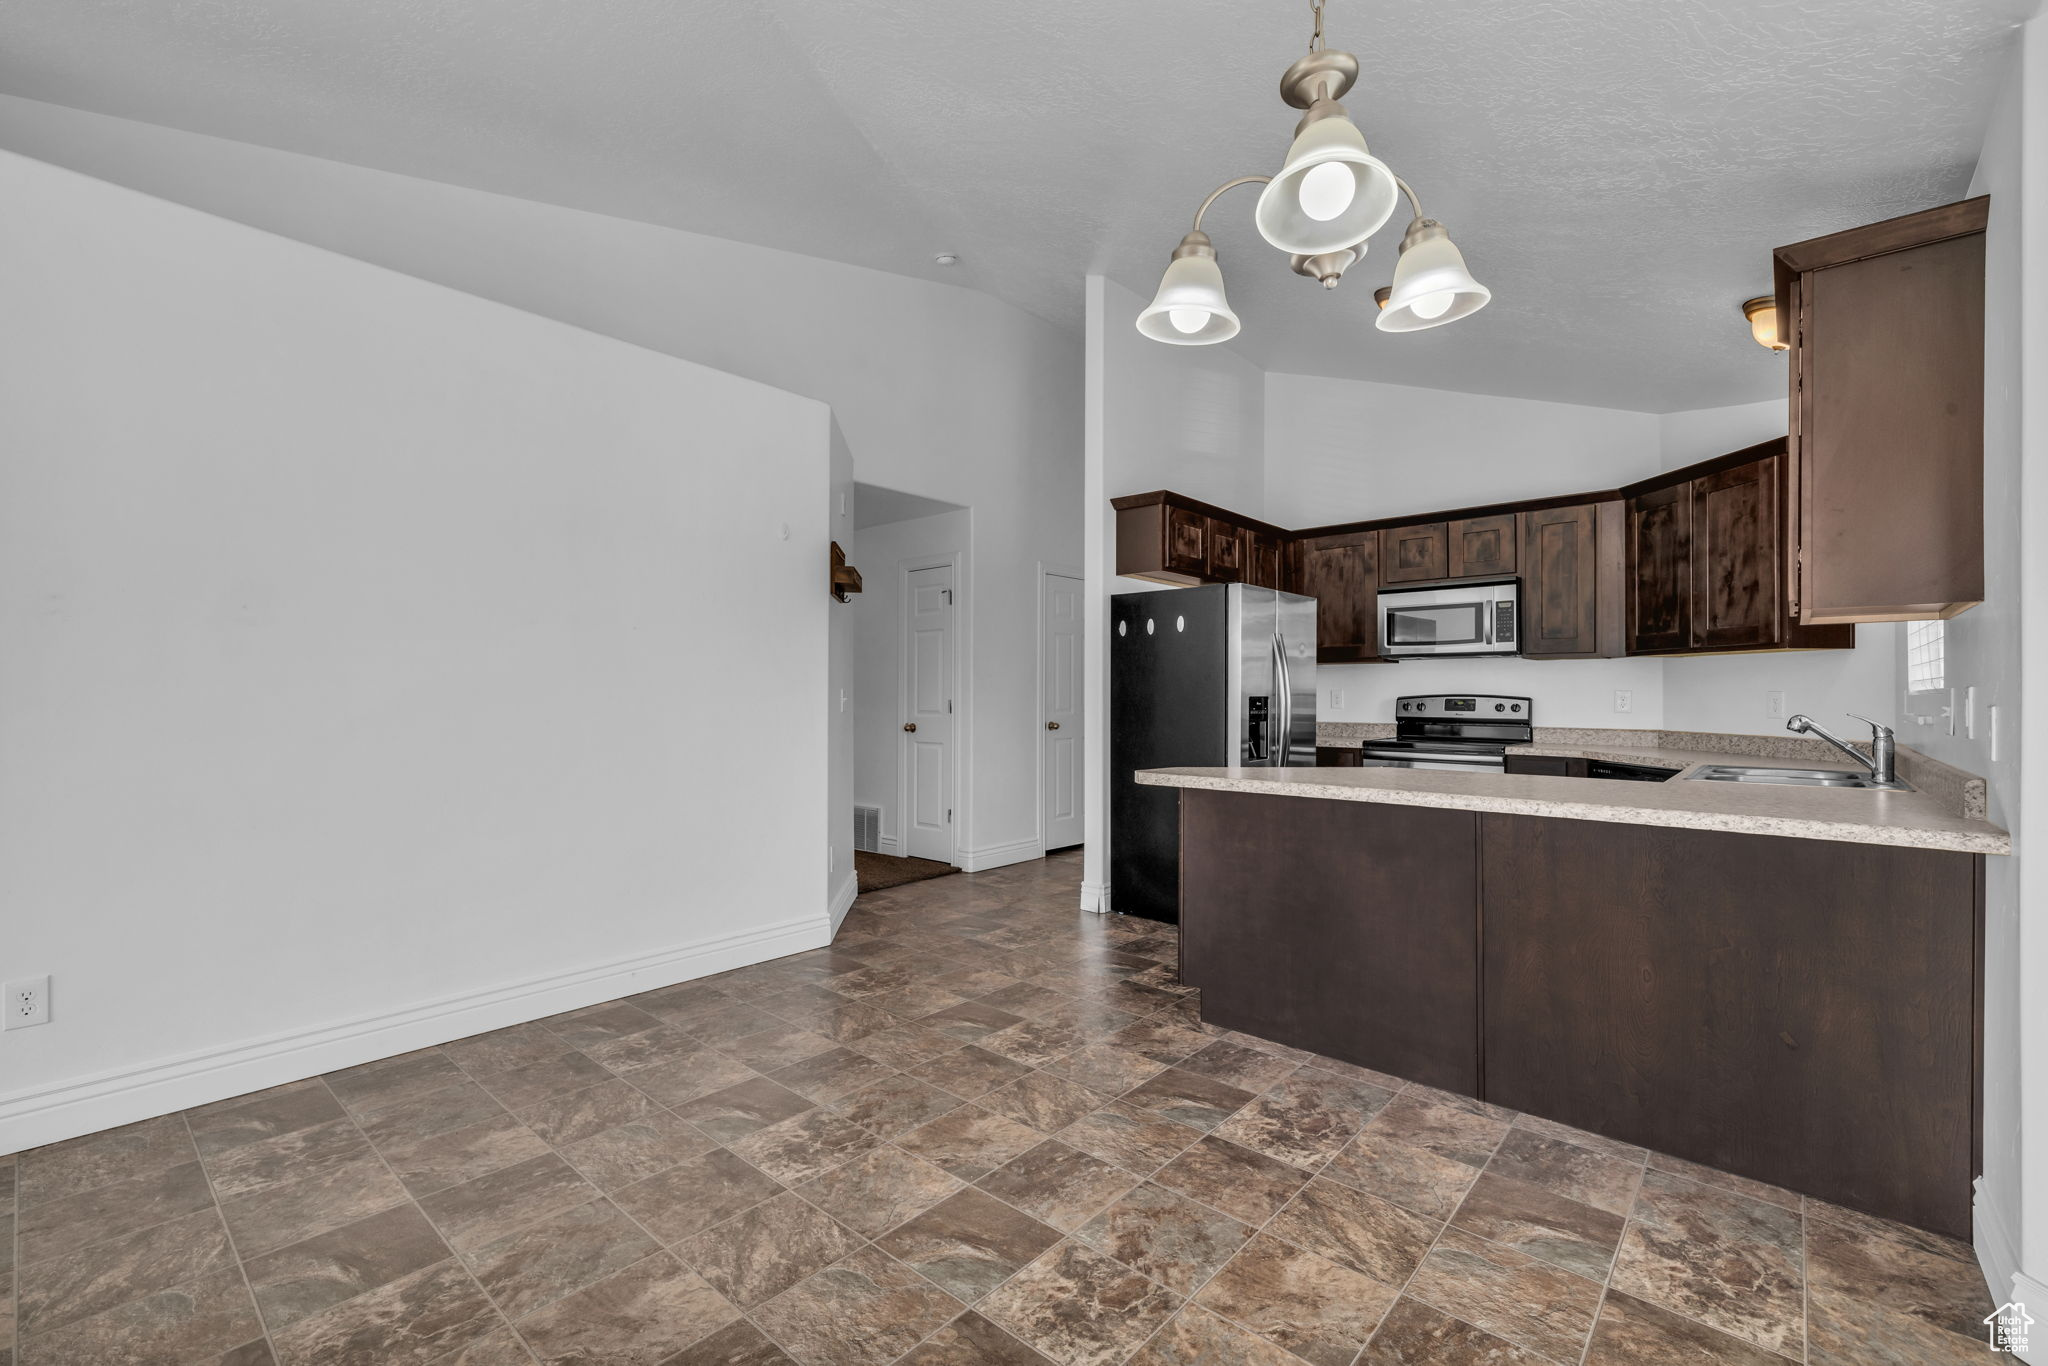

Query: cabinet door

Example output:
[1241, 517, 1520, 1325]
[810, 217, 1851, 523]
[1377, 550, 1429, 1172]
[1245, 529, 1282, 589]
[1520, 504, 1601, 656]
[1381, 523, 1449, 583]
[1448, 514, 1517, 578]
[1314, 746, 1363, 768]
[1164, 505, 1209, 578]
[1692, 458, 1780, 651]
[1297, 530, 1380, 662]
[1206, 517, 1245, 583]
[1627, 484, 1692, 653]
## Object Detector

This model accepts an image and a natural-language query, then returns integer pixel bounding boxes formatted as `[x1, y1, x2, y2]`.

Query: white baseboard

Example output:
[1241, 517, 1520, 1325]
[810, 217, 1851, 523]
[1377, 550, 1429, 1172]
[957, 837, 1043, 873]
[827, 870, 859, 936]
[1976, 1178, 2025, 1316]
[1080, 880, 1110, 914]
[0, 911, 831, 1155]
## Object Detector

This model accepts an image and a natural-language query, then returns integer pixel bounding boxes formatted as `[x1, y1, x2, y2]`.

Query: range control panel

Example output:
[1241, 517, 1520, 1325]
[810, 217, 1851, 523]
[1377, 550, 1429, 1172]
[1396, 694, 1532, 720]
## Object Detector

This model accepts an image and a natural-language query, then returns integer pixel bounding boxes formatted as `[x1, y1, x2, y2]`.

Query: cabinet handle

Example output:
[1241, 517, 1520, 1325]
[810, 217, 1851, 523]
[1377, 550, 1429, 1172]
[1047, 721, 1060, 730]
[903, 723, 918, 733]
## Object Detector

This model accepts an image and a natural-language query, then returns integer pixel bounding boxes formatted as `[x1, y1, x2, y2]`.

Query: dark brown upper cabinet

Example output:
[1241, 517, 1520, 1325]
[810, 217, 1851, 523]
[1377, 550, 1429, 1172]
[1628, 482, 1693, 654]
[1381, 523, 1449, 583]
[1520, 502, 1620, 658]
[1294, 529, 1381, 662]
[1448, 514, 1518, 579]
[1113, 492, 1291, 589]
[1777, 198, 1987, 623]
[1626, 449, 1854, 657]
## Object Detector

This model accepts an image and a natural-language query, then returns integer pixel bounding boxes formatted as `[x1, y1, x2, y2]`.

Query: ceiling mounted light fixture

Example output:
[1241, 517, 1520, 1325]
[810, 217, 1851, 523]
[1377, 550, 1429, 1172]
[1139, 0, 1489, 346]
[1742, 296, 1787, 352]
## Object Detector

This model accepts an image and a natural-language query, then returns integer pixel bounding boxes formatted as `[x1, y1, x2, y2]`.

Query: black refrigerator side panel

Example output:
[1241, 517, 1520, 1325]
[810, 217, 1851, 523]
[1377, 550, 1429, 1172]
[1110, 587, 1229, 923]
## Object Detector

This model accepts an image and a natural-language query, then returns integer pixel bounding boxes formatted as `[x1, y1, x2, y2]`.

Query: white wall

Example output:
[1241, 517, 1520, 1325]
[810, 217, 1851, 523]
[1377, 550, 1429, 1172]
[0, 151, 834, 1152]
[1940, 24, 2042, 1307]
[1083, 276, 1268, 907]
[850, 508, 972, 855]
[0, 95, 1083, 874]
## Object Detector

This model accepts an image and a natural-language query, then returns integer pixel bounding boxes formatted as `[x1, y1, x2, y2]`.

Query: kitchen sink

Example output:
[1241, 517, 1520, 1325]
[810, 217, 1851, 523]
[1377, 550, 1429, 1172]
[1687, 764, 1912, 791]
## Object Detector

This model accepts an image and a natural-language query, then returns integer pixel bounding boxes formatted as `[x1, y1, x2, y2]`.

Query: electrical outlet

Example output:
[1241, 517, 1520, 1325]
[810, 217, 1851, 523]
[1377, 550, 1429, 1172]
[1766, 690, 1786, 720]
[1613, 690, 1632, 714]
[4, 975, 50, 1029]
[1329, 688, 1345, 710]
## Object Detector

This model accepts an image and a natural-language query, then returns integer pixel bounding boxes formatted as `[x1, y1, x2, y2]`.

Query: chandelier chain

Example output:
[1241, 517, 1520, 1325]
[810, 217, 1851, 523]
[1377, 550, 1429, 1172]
[1309, 0, 1324, 51]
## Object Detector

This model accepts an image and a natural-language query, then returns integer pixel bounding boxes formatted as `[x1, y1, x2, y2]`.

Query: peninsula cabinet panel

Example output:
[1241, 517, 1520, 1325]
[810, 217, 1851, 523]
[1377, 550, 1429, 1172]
[1627, 482, 1693, 653]
[1447, 514, 1517, 579]
[1779, 197, 1987, 622]
[1480, 815, 1980, 1238]
[1692, 458, 1780, 650]
[1181, 791, 1479, 1093]
[1380, 522, 1449, 584]
[1295, 529, 1381, 662]
[1518, 502, 1614, 657]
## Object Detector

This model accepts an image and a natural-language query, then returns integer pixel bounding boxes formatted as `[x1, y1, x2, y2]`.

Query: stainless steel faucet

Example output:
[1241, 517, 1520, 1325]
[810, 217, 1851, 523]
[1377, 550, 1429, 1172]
[1785, 713, 1899, 786]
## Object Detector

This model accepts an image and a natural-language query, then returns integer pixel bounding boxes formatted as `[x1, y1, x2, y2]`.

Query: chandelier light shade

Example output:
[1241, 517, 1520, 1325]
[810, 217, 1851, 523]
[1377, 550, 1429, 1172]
[1255, 112, 1400, 255]
[1374, 219, 1491, 332]
[1135, 232, 1242, 345]
[1135, 0, 1492, 347]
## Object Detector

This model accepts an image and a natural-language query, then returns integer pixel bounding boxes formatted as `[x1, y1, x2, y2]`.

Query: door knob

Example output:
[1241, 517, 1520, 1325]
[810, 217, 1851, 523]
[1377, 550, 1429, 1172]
[903, 722, 918, 733]
[1047, 721, 1061, 730]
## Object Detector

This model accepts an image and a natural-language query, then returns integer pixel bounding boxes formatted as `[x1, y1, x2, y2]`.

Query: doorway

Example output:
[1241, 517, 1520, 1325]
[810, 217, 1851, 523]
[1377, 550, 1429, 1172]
[1041, 568, 1084, 852]
[902, 561, 958, 862]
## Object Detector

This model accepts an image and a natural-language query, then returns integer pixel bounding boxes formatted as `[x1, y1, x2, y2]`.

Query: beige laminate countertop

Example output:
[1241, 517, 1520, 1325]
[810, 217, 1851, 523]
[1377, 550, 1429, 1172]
[1136, 739, 2010, 856]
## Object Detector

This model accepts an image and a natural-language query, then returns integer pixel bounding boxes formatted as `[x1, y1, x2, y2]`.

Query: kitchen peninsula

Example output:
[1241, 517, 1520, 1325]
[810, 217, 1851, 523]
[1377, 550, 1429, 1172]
[1138, 739, 2005, 1238]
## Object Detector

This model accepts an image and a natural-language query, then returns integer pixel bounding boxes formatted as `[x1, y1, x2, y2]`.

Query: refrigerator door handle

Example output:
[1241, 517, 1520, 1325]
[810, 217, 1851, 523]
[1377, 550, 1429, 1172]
[1272, 631, 1290, 767]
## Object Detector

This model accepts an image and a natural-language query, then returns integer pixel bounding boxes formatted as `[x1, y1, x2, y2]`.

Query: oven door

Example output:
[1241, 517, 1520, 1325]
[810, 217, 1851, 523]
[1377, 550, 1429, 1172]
[1378, 582, 1519, 657]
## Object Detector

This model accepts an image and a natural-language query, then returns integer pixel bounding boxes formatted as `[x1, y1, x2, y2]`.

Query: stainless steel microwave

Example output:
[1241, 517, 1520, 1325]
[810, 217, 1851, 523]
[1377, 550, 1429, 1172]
[1378, 580, 1519, 658]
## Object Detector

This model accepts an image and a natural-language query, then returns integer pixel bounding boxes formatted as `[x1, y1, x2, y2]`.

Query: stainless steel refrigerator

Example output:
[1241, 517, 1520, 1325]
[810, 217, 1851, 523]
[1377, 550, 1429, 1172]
[1110, 584, 1317, 923]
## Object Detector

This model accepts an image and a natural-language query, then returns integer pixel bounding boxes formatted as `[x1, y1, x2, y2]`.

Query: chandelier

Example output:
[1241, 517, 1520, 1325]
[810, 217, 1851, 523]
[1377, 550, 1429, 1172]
[1138, 0, 1491, 345]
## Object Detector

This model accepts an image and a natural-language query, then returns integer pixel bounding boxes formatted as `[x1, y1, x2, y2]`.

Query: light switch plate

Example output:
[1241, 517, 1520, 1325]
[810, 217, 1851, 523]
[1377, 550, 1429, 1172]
[1329, 689, 1345, 710]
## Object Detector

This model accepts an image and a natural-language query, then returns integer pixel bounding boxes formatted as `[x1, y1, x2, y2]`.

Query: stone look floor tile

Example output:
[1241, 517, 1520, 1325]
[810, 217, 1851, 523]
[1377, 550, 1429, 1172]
[893, 1106, 1047, 1181]
[875, 1186, 1064, 1302]
[1408, 1227, 1603, 1364]
[515, 1077, 658, 1147]
[1508, 1113, 1646, 1164]
[541, 1001, 665, 1050]
[829, 1074, 964, 1138]
[416, 1152, 600, 1254]
[976, 1141, 1140, 1233]
[610, 1148, 786, 1244]
[514, 1252, 739, 1366]
[268, 1258, 501, 1364]
[1073, 1182, 1251, 1296]
[1804, 1201, 1992, 1339]
[1357, 1296, 1552, 1365]
[769, 1047, 899, 1104]
[979, 1072, 1108, 1135]
[443, 1022, 567, 1076]
[673, 1078, 818, 1145]
[186, 1081, 348, 1160]
[1195, 1234, 1396, 1366]
[16, 1204, 236, 1337]
[1152, 1135, 1310, 1226]
[795, 1146, 962, 1238]
[241, 1200, 450, 1331]
[1610, 1168, 1805, 1357]
[981, 1240, 1181, 1366]
[17, 1159, 217, 1266]
[1804, 1282, 1985, 1365]
[17, 1115, 200, 1210]
[751, 1245, 965, 1366]
[728, 1108, 886, 1186]
[1585, 1288, 1795, 1365]
[916, 1001, 1028, 1044]
[467, 1196, 658, 1320]
[1057, 1102, 1204, 1178]
[666, 1317, 801, 1363]
[628, 1051, 763, 1108]
[324, 1049, 470, 1121]
[1365, 1089, 1513, 1169]
[556, 1111, 715, 1192]
[1120, 1069, 1255, 1133]
[1126, 1305, 1301, 1365]
[1210, 1070, 1388, 1171]
[1322, 1129, 1483, 1220]
[1174, 1040, 1305, 1095]
[909, 1045, 1035, 1100]
[1265, 1176, 1439, 1285]
[896, 1309, 1056, 1365]
[1485, 1126, 1644, 1216]
[20, 1264, 263, 1366]
[677, 1192, 860, 1308]
[1039, 1045, 1167, 1097]
[1449, 1169, 1626, 1281]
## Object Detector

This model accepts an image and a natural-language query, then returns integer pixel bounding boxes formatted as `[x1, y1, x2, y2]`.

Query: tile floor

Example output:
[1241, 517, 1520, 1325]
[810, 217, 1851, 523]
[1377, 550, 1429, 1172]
[0, 850, 1997, 1364]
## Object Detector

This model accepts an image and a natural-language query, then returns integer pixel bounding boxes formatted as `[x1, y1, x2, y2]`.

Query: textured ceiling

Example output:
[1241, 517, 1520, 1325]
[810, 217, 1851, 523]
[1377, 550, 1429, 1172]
[0, 0, 2029, 410]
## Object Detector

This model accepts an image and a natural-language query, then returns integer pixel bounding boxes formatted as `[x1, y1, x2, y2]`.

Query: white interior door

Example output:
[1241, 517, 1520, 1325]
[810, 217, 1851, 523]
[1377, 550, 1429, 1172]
[1042, 571, 1084, 852]
[903, 564, 956, 862]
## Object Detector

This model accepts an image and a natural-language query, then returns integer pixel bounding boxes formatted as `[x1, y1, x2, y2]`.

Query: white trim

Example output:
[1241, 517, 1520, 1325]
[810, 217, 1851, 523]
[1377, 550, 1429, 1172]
[827, 870, 859, 936]
[1081, 879, 1112, 914]
[0, 911, 830, 1155]
[1037, 561, 1087, 858]
[1979, 1177, 2028, 1314]
[877, 834, 901, 854]
[957, 837, 1044, 872]
[898, 550, 966, 866]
